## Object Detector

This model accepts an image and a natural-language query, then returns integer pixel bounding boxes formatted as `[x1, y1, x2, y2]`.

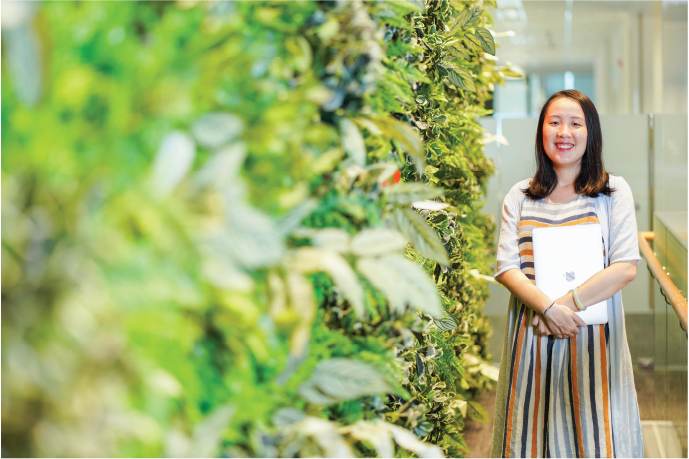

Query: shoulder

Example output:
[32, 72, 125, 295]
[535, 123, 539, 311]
[608, 174, 633, 198]
[504, 178, 532, 208]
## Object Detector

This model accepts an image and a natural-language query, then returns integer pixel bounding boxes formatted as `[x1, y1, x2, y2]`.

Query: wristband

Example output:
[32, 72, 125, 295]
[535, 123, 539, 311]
[572, 287, 586, 311]
[542, 301, 555, 317]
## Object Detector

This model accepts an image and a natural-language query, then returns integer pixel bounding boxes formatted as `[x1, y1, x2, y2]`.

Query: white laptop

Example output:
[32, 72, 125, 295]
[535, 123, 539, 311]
[532, 223, 608, 325]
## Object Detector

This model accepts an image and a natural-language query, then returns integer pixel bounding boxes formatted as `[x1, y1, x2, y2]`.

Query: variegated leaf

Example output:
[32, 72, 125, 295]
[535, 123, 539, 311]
[381, 254, 444, 318]
[380, 422, 445, 458]
[308, 358, 391, 401]
[340, 118, 366, 167]
[394, 208, 450, 266]
[350, 228, 407, 257]
[312, 228, 351, 253]
[191, 113, 244, 150]
[384, 182, 443, 205]
[340, 421, 394, 458]
[149, 131, 196, 196]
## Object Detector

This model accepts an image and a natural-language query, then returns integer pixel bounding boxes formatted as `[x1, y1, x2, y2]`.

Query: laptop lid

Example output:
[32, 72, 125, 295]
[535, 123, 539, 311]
[532, 223, 608, 325]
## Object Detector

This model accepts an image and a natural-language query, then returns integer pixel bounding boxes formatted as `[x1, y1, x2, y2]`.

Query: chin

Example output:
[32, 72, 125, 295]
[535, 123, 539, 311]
[547, 153, 583, 167]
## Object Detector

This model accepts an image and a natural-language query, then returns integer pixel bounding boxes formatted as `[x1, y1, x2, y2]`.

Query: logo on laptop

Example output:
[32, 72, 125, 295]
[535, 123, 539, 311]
[564, 271, 576, 282]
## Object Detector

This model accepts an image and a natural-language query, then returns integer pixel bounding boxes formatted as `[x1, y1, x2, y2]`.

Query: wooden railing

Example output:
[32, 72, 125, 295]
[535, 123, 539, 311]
[638, 231, 688, 332]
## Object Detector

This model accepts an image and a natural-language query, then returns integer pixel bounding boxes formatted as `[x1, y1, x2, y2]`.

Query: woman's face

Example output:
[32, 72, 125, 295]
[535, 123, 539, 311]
[542, 97, 588, 170]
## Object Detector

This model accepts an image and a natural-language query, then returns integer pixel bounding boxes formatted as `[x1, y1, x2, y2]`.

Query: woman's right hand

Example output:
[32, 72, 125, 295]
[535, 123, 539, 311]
[542, 303, 587, 339]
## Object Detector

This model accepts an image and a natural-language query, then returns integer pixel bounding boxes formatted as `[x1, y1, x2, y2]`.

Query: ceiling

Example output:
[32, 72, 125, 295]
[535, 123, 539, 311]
[489, 0, 659, 73]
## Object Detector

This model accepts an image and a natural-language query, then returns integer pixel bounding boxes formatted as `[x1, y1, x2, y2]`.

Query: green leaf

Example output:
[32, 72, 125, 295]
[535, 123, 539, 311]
[311, 228, 351, 253]
[446, 432, 470, 453]
[411, 200, 449, 211]
[297, 380, 339, 405]
[340, 118, 367, 166]
[307, 358, 392, 401]
[381, 254, 444, 317]
[189, 404, 236, 458]
[286, 247, 365, 317]
[384, 182, 444, 205]
[356, 256, 408, 313]
[394, 208, 450, 266]
[278, 199, 319, 237]
[350, 228, 407, 257]
[463, 33, 482, 52]
[387, 0, 425, 14]
[192, 142, 247, 191]
[448, 69, 467, 90]
[478, 362, 500, 381]
[474, 27, 495, 55]
[357, 254, 443, 318]
[286, 417, 354, 457]
[368, 116, 425, 174]
[320, 251, 366, 317]
[447, 44, 470, 59]
[191, 113, 244, 150]
[451, 3, 482, 32]
[272, 408, 307, 427]
[380, 422, 444, 458]
[340, 421, 394, 459]
[149, 131, 196, 197]
[432, 311, 458, 332]
[467, 401, 489, 423]
[502, 68, 525, 78]
[449, 67, 476, 92]
[202, 204, 285, 271]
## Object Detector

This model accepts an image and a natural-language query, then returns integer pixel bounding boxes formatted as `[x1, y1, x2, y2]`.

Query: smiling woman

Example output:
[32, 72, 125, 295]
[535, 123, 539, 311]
[491, 90, 644, 458]
[525, 90, 613, 204]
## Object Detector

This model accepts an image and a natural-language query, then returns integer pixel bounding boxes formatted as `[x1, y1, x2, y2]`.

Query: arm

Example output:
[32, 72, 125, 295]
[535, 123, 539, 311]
[532, 260, 637, 333]
[555, 260, 636, 309]
[497, 268, 586, 338]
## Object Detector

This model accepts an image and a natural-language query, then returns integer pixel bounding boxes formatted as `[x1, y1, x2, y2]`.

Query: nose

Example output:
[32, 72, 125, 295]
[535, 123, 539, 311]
[557, 126, 570, 138]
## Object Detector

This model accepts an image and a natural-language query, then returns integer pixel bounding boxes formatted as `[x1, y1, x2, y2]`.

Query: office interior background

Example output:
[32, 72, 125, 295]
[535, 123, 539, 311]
[472, 1, 688, 457]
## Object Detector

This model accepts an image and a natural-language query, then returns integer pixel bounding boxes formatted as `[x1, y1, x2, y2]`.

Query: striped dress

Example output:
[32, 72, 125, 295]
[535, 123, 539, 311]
[492, 177, 644, 458]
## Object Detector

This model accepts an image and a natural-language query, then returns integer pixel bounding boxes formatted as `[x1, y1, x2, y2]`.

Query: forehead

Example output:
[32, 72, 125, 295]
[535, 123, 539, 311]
[545, 97, 585, 118]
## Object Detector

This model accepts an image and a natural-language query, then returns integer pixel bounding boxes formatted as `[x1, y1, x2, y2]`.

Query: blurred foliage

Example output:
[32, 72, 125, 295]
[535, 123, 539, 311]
[2, 0, 515, 457]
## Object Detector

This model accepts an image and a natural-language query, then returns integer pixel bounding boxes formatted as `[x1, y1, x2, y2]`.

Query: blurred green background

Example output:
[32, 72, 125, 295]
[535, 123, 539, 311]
[2, 1, 508, 457]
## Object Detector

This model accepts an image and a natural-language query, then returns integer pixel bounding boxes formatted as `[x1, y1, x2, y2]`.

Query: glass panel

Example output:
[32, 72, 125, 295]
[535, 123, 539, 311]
[654, 114, 688, 214]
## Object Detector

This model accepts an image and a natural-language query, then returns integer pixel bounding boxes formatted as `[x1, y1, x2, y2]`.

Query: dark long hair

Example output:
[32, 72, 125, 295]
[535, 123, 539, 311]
[523, 89, 613, 200]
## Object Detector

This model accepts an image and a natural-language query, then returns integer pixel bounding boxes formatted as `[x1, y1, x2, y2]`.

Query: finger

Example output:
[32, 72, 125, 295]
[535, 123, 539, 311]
[532, 315, 540, 327]
[540, 322, 551, 335]
[573, 315, 587, 327]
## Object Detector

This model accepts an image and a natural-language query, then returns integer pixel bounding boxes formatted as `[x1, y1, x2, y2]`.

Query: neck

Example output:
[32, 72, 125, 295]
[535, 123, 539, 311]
[553, 163, 580, 189]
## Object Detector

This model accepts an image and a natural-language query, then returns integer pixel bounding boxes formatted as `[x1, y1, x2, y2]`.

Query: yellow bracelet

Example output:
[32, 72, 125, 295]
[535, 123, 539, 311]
[572, 287, 586, 311]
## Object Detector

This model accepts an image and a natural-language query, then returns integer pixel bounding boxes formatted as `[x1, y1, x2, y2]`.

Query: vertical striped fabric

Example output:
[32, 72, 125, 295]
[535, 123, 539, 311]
[498, 196, 615, 458]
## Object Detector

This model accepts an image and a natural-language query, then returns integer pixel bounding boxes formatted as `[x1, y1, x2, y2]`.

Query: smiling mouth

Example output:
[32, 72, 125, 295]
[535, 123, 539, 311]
[555, 143, 574, 150]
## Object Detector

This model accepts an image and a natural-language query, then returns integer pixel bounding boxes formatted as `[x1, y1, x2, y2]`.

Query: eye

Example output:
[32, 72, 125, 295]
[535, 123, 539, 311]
[550, 121, 559, 125]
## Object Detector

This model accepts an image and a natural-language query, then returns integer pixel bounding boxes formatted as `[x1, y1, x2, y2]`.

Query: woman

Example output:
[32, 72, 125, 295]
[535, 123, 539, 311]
[490, 90, 644, 458]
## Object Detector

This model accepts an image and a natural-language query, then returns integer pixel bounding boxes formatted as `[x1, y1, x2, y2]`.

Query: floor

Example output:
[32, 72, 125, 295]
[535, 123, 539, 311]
[463, 389, 497, 458]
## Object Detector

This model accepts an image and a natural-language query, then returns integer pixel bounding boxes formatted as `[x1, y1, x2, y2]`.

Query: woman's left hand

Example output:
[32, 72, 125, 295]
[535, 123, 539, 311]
[532, 314, 553, 335]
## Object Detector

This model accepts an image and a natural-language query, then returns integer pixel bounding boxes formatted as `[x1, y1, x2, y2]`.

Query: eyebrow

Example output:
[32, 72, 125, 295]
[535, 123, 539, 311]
[547, 114, 584, 121]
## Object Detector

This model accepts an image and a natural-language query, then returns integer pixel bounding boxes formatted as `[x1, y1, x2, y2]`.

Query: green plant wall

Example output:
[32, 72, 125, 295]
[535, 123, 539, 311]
[2, 1, 518, 457]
